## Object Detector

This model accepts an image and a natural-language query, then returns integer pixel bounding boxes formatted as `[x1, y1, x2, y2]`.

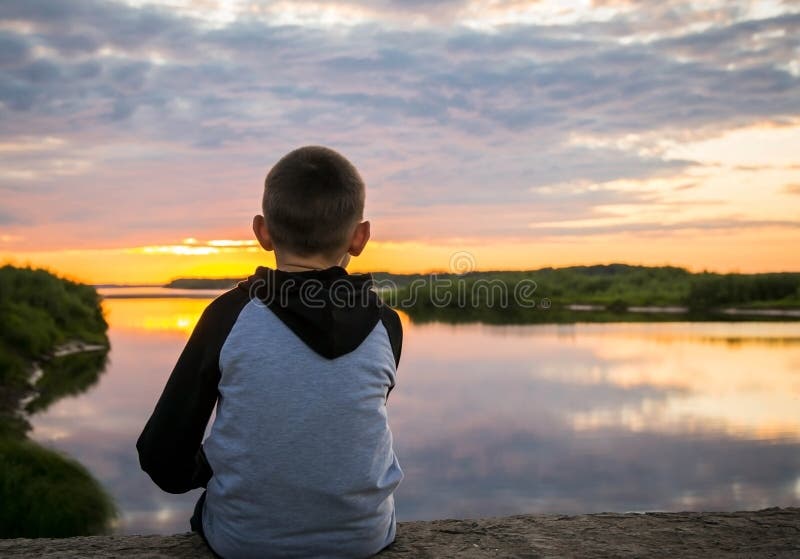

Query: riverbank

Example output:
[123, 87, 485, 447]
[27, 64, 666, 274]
[159, 265, 800, 313]
[1, 508, 798, 557]
[0, 265, 115, 537]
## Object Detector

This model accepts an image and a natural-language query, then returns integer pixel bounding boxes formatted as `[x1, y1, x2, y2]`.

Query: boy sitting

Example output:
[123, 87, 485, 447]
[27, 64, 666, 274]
[137, 146, 404, 558]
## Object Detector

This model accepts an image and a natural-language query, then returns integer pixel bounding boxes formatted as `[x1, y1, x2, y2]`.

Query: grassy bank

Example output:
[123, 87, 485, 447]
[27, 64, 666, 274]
[0, 265, 109, 404]
[0, 265, 115, 537]
[162, 264, 800, 324]
[0, 438, 115, 538]
[164, 264, 800, 309]
[386, 265, 800, 323]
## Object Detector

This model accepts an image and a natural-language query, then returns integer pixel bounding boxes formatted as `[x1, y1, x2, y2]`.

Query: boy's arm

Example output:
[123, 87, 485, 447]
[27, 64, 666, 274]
[136, 289, 248, 494]
[380, 305, 403, 398]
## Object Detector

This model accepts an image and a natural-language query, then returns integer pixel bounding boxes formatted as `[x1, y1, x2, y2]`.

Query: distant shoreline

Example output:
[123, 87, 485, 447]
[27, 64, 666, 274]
[95, 286, 800, 320]
[96, 264, 800, 321]
[99, 291, 227, 299]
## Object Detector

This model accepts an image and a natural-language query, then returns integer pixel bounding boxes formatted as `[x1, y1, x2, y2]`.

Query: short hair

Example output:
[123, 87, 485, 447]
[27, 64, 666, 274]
[263, 146, 365, 256]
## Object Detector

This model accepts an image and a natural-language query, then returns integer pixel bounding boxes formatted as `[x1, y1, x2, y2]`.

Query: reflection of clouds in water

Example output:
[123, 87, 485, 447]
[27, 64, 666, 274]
[34, 398, 204, 534]
[394, 428, 800, 520]
[28, 300, 800, 533]
[392, 320, 800, 519]
[396, 321, 800, 440]
[31, 305, 200, 534]
[31, 425, 70, 441]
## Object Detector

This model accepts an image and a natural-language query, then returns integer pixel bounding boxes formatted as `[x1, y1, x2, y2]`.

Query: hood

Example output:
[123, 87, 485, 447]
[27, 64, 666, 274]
[238, 266, 382, 359]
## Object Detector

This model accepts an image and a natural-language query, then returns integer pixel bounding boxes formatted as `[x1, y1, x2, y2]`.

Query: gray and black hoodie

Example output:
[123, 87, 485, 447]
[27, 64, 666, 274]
[137, 266, 403, 559]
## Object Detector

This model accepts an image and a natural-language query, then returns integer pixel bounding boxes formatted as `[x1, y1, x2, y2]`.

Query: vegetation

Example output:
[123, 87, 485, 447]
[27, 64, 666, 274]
[163, 264, 800, 323]
[685, 272, 800, 310]
[164, 277, 241, 289]
[0, 265, 115, 537]
[385, 265, 800, 324]
[0, 265, 108, 394]
[0, 438, 116, 538]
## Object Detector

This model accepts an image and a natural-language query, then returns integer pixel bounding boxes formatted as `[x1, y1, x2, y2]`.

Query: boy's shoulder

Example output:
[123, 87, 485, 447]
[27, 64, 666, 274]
[196, 269, 403, 366]
[200, 283, 252, 321]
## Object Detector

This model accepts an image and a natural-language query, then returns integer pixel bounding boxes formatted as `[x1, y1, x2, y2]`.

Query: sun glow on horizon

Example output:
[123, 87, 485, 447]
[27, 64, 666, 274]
[4, 227, 800, 286]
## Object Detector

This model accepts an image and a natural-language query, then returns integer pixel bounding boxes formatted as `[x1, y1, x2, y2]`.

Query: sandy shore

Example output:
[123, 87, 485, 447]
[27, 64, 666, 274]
[1, 508, 798, 558]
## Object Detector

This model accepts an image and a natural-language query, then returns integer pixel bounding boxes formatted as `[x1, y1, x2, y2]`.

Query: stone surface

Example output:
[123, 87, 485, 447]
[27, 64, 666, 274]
[1, 508, 798, 558]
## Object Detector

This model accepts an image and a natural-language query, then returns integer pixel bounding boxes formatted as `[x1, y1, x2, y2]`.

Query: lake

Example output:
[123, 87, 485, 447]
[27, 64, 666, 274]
[29, 289, 800, 535]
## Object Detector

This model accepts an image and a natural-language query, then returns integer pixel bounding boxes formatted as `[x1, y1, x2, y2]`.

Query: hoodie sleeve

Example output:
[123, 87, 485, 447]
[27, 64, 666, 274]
[136, 288, 250, 494]
[380, 305, 403, 399]
[380, 305, 403, 368]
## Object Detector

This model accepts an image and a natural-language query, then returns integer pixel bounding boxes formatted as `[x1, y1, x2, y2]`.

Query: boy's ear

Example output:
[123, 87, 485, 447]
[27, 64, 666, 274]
[347, 220, 370, 257]
[252, 215, 274, 252]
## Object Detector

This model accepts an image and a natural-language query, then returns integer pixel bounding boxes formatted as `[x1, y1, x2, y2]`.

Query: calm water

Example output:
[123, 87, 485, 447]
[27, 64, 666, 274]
[29, 292, 800, 534]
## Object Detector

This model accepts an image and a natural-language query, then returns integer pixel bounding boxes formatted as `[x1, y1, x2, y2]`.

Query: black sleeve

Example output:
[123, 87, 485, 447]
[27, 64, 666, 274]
[380, 305, 403, 367]
[136, 288, 249, 494]
[380, 306, 403, 399]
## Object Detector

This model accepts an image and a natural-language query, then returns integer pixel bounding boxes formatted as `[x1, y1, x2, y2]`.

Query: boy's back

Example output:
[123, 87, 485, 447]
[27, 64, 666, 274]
[136, 146, 404, 558]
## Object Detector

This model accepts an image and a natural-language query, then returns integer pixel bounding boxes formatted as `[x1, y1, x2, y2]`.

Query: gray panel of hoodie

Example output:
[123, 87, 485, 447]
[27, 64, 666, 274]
[201, 300, 403, 559]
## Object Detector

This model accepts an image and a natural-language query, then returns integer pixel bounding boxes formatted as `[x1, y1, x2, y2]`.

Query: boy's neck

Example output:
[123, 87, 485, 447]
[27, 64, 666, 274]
[275, 252, 349, 272]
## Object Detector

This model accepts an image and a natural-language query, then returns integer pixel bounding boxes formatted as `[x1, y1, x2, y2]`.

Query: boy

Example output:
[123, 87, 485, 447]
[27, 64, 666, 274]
[137, 146, 404, 558]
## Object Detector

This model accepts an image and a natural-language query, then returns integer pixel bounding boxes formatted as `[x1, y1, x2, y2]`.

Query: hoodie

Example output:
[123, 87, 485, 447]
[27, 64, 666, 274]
[137, 266, 403, 559]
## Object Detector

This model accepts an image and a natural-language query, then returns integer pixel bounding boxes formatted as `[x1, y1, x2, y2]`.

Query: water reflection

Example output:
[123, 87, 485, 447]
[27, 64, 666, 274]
[392, 321, 800, 519]
[105, 298, 209, 335]
[31, 298, 209, 534]
[29, 297, 800, 534]
[25, 350, 109, 415]
[0, 344, 115, 537]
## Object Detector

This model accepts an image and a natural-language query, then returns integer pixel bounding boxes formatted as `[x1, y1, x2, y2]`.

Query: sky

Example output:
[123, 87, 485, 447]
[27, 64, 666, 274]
[1, 0, 799, 283]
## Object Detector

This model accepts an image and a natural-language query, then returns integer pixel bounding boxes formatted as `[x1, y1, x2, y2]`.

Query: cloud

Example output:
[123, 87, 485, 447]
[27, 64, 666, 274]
[0, 30, 31, 68]
[0, 208, 27, 226]
[3, 2, 797, 138]
[528, 217, 800, 237]
[0, 0, 798, 251]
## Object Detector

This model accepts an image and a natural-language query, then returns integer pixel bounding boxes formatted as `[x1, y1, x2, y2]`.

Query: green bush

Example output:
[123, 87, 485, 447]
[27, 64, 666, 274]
[0, 265, 111, 418]
[687, 273, 800, 310]
[0, 438, 116, 538]
[392, 264, 800, 323]
[0, 302, 61, 359]
[0, 265, 108, 352]
[0, 266, 115, 537]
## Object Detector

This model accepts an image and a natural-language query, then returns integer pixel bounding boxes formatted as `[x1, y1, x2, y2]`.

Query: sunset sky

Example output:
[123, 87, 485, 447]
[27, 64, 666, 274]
[1, 0, 799, 284]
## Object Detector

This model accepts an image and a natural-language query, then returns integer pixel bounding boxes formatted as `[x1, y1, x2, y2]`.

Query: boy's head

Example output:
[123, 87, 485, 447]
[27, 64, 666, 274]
[254, 146, 370, 267]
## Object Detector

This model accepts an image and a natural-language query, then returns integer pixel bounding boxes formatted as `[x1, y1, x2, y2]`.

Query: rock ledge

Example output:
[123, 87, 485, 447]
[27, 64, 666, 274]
[1, 508, 798, 558]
